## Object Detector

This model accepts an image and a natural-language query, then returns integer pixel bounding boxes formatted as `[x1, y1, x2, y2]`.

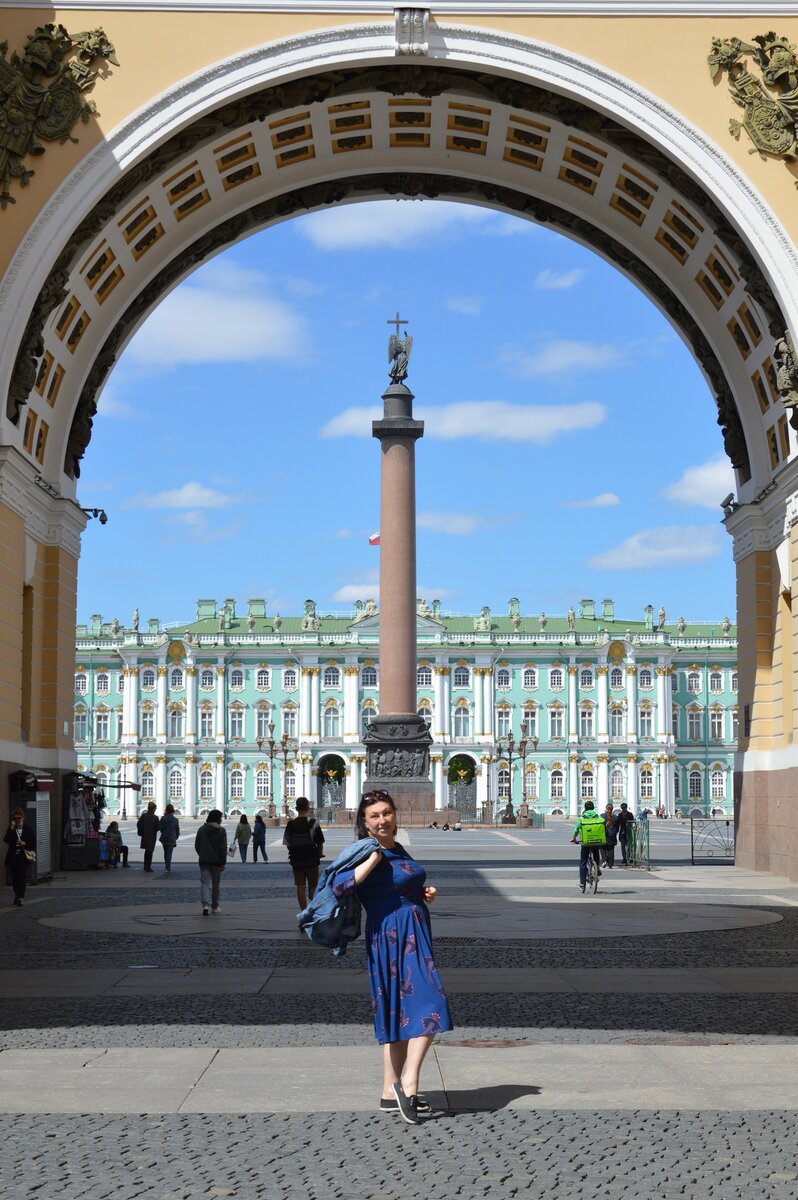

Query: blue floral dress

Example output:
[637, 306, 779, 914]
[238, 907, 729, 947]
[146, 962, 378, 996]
[333, 843, 453, 1045]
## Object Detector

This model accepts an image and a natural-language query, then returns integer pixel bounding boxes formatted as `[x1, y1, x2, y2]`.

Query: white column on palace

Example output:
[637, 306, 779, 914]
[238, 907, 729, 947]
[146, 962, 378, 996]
[344, 666, 359, 740]
[656, 666, 669, 739]
[568, 755, 579, 817]
[432, 756, 445, 809]
[626, 667, 638, 740]
[184, 757, 196, 816]
[598, 756, 609, 809]
[567, 666, 578, 741]
[597, 667, 609, 740]
[128, 666, 139, 743]
[303, 756, 313, 801]
[475, 761, 487, 811]
[301, 668, 312, 736]
[658, 756, 669, 814]
[156, 666, 168, 739]
[155, 756, 167, 812]
[310, 669, 321, 738]
[628, 757, 639, 809]
[349, 756, 362, 807]
[215, 755, 225, 810]
[186, 667, 197, 740]
[433, 666, 445, 738]
[483, 668, 494, 740]
[473, 667, 484, 737]
[440, 668, 451, 739]
[215, 666, 226, 740]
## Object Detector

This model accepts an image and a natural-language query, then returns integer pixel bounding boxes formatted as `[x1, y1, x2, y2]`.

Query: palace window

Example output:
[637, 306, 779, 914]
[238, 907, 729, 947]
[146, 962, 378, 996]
[687, 671, 701, 694]
[453, 666, 471, 688]
[579, 707, 594, 739]
[141, 770, 154, 799]
[580, 668, 594, 689]
[639, 667, 653, 689]
[140, 708, 155, 739]
[454, 703, 471, 738]
[709, 671, 723, 693]
[689, 770, 702, 799]
[170, 668, 184, 690]
[229, 768, 244, 800]
[496, 708, 511, 738]
[674, 771, 680, 800]
[323, 666, 340, 689]
[610, 707, 624, 738]
[580, 768, 594, 800]
[323, 704, 340, 738]
[169, 767, 183, 800]
[256, 707, 271, 739]
[550, 667, 564, 689]
[497, 767, 510, 799]
[74, 709, 88, 740]
[688, 709, 702, 740]
[230, 668, 244, 690]
[199, 708, 214, 739]
[416, 704, 430, 731]
[550, 769, 564, 799]
[711, 769, 725, 800]
[95, 711, 110, 741]
[610, 667, 624, 689]
[610, 765, 625, 799]
[639, 708, 653, 738]
[417, 665, 432, 687]
[229, 707, 244, 740]
[523, 667, 538, 689]
[96, 673, 110, 694]
[284, 667, 297, 689]
[283, 708, 297, 739]
[496, 667, 511, 689]
[710, 709, 724, 740]
[141, 668, 156, 689]
[521, 706, 537, 738]
[256, 668, 271, 690]
[549, 707, 563, 739]
[285, 769, 296, 799]
[75, 673, 87, 694]
[362, 666, 378, 688]
[363, 703, 378, 738]
[200, 770, 213, 800]
[256, 768, 270, 799]
[640, 767, 653, 799]
[731, 709, 739, 740]
[731, 672, 738, 692]
[200, 668, 214, 690]
[168, 708, 184, 739]
[672, 707, 679, 738]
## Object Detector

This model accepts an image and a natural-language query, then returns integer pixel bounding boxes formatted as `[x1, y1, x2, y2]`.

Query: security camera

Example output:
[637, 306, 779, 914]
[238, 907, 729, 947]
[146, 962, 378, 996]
[720, 493, 735, 510]
[99, 511, 108, 525]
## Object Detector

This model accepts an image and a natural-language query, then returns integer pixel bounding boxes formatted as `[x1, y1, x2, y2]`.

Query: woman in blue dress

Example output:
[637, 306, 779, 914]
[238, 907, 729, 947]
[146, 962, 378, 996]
[332, 789, 453, 1124]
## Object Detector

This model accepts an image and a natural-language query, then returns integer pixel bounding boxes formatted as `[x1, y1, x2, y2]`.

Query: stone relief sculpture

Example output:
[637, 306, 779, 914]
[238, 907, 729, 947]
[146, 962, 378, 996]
[0, 24, 118, 210]
[709, 33, 798, 162]
[774, 331, 798, 419]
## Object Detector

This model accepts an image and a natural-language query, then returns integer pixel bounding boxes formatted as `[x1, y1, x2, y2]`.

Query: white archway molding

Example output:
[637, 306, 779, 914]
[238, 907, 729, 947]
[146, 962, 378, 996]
[2, 20, 796, 492]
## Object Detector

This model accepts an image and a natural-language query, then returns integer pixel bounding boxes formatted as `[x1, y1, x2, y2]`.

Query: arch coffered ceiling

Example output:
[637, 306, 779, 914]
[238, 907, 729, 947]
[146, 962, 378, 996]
[2, 23, 795, 497]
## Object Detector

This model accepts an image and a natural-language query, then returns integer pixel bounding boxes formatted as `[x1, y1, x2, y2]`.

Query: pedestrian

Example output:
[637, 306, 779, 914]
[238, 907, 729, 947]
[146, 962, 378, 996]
[159, 803, 180, 873]
[616, 802, 635, 865]
[233, 814, 252, 863]
[252, 814, 268, 863]
[570, 800, 606, 892]
[323, 790, 452, 1124]
[3, 807, 36, 907]
[603, 802, 619, 868]
[194, 809, 227, 915]
[136, 801, 160, 872]
[105, 820, 129, 867]
[283, 797, 325, 908]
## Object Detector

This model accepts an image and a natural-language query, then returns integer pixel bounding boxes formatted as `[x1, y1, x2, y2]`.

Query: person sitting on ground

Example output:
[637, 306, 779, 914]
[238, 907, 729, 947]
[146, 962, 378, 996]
[283, 797, 324, 909]
[105, 821, 129, 868]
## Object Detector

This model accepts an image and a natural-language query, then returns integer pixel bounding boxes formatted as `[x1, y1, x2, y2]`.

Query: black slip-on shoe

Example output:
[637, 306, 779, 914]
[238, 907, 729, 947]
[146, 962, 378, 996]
[391, 1081, 420, 1125]
[380, 1096, 431, 1114]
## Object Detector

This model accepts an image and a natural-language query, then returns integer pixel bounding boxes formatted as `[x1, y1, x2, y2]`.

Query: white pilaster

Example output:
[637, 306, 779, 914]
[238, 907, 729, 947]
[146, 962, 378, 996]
[597, 667, 609, 740]
[475, 761, 487, 812]
[597, 756, 609, 809]
[310, 669, 320, 739]
[628, 757, 639, 811]
[441, 668, 451, 740]
[568, 755, 579, 818]
[215, 756, 225, 812]
[186, 667, 197, 740]
[303, 756, 313, 801]
[155, 756, 167, 813]
[626, 667, 638, 740]
[184, 757, 196, 817]
[433, 756, 445, 810]
[656, 666, 668, 739]
[216, 666, 226, 740]
[343, 665, 359, 741]
[483, 668, 494, 742]
[349, 756, 362, 808]
[156, 667, 168, 740]
[433, 666, 445, 738]
[473, 668, 484, 737]
[568, 666, 578, 741]
[301, 668, 312, 735]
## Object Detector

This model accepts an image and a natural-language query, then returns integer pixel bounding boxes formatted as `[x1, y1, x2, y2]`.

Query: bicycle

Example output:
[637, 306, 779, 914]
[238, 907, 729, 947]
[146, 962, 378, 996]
[584, 849, 601, 894]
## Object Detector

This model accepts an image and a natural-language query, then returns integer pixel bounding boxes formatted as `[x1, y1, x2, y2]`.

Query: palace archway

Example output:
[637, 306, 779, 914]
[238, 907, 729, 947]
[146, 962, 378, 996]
[2, 11, 798, 875]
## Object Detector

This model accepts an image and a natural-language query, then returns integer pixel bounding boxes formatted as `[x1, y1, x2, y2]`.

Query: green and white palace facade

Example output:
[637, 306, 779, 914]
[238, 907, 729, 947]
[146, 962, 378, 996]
[74, 597, 737, 820]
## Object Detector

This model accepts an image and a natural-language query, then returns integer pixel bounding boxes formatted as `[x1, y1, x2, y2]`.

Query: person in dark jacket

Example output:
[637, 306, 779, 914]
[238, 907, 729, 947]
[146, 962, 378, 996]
[616, 802, 635, 865]
[283, 797, 324, 908]
[252, 814, 268, 863]
[194, 809, 227, 915]
[159, 803, 180, 873]
[137, 801, 160, 872]
[4, 807, 36, 907]
[602, 802, 619, 869]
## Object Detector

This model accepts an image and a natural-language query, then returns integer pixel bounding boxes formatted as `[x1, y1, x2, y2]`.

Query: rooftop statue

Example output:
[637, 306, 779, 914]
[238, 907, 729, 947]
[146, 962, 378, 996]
[387, 311, 413, 384]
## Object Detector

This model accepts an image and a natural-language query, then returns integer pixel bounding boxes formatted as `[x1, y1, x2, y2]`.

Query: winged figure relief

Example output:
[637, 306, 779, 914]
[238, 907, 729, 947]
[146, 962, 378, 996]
[0, 23, 118, 209]
[388, 332, 413, 383]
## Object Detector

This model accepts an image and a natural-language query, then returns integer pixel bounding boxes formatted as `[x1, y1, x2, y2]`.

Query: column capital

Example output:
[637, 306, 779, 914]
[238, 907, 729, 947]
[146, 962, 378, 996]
[185, 754, 197, 763]
[596, 666, 609, 676]
[434, 666, 450, 676]
[157, 666, 168, 676]
[626, 666, 638, 676]
[186, 667, 197, 676]
[155, 754, 167, 764]
[343, 666, 361, 676]
[216, 666, 225, 676]
[303, 666, 321, 676]
[597, 754, 609, 763]
[627, 754, 639, 762]
[216, 754, 225, 764]
[656, 666, 668, 676]
[568, 666, 578, 676]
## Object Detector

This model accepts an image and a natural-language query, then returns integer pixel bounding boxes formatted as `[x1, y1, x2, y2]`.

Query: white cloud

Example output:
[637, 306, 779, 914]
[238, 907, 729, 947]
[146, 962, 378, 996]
[163, 511, 240, 544]
[296, 200, 525, 251]
[96, 382, 135, 417]
[503, 339, 628, 377]
[587, 525, 724, 570]
[564, 492, 621, 509]
[534, 268, 586, 290]
[125, 482, 234, 510]
[418, 511, 510, 536]
[660, 455, 735, 510]
[331, 581, 451, 603]
[446, 295, 483, 316]
[321, 400, 605, 443]
[125, 260, 308, 366]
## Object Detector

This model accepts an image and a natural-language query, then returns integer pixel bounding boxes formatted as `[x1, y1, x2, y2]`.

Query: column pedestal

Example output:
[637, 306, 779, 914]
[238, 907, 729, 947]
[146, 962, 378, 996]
[363, 713, 434, 817]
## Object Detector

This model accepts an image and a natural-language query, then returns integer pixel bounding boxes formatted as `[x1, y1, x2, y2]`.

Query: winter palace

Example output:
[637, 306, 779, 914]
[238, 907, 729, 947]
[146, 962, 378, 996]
[73, 596, 737, 820]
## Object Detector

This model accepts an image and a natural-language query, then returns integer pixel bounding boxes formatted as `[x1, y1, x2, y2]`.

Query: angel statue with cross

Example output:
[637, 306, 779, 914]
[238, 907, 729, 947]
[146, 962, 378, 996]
[387, 311, 413, 384]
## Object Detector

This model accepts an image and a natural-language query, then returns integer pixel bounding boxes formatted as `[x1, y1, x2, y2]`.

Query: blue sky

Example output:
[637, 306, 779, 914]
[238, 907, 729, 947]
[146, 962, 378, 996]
[75, 199, 736, 629]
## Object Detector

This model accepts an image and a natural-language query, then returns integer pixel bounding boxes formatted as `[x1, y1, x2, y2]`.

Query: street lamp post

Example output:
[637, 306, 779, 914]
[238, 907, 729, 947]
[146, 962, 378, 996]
[527, 735, 539, 806]
[257, 721, 277, 817]
[279, 734, 296, 816]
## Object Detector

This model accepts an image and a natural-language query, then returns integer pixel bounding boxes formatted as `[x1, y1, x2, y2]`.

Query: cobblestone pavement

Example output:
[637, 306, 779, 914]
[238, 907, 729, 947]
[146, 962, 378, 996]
[4, 853, 798, 1198]
[1, 1111, 797, 1200]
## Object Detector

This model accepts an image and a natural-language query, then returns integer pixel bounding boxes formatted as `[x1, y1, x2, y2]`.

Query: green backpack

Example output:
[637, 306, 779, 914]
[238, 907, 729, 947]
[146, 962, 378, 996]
[578, 813, 607, 846]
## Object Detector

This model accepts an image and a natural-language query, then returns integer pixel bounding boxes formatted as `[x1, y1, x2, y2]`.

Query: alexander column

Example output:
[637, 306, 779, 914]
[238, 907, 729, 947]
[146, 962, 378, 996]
[363, 314, 434, 818]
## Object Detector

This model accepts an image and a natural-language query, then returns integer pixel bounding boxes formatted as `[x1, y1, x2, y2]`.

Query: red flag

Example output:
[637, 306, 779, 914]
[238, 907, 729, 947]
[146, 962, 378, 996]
[368, 532, 380, 546]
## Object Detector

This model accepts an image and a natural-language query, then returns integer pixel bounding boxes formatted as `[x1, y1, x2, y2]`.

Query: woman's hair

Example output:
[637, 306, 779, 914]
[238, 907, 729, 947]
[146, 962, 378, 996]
[207, 809, 224, 824]
[10, 807, 24, 820]
[107, 821, 118, 831]
[355, 790, 396, 839]
[254, 814, 265, 824]
[238, 814, 249, 824]
[164, 803, 175, 814]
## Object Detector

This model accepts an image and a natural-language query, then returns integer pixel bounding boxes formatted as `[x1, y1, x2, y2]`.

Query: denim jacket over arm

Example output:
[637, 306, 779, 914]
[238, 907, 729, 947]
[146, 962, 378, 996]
[297, 836, 380, 957]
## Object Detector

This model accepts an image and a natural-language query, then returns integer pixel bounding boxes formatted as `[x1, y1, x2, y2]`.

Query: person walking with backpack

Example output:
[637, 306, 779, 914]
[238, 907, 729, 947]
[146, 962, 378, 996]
[283, 797, 324, 908]
[570, 800, 607, 892]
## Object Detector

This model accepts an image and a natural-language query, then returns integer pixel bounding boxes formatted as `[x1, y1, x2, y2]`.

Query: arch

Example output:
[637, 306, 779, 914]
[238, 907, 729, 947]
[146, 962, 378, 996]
[317, 752, 346, 810]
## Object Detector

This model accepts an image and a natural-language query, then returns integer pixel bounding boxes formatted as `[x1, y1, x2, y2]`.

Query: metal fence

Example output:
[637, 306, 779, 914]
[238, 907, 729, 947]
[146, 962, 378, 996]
[626, 819, 650, 869]
[691, 817, 735, 863]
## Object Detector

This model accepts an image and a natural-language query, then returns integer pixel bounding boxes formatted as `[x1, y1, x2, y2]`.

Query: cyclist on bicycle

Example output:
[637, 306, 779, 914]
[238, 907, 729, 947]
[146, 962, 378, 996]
[570, 800, 607, 892]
